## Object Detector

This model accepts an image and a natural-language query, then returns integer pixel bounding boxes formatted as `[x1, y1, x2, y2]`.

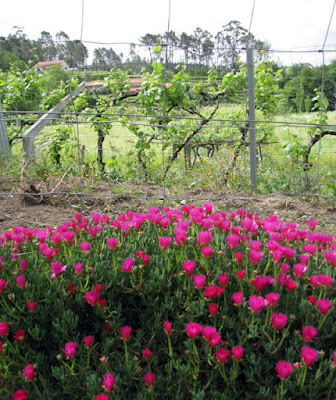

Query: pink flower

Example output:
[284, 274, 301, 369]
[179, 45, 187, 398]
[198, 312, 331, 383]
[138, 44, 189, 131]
[143, 371, 156, 386]
[80, 241, 91, 253]
[159, 236, 172, 249]
[265, 293, 279, 307]
[293, 264, 308, 277]
[120, 326, 132, 341]
[234, 252, 243, 262]
[215, 348, 230, 363]
[16, 274, 26, 288]
[12, 389, 29, 400]
[163, 321, 172, 335]
[203, 285, 224, 299]
[13, 330, 25, 342]
[232, 292, 243, 305]
[0, 340, 2, 354]
[142, 348, 152, 358]
[107, 238, 118, 249]
[201, 246, 213, 258]
[249, 295, 267, 313]
[0, 279, 8, 292]
[85, 290, 99, 306]
[201, 326, 222, 346]
[307, 219, 318, 229]
[74, 263, 83, 274]
[182, 260, 196, 275]
[271, 312, 288, 330]
[84, 336, 94, 348]
[197, 231, 212, 245]
[208, 303, 218, 316]
[333, 351, 336, 366]
[22, 364, 35, 381]
[249, 251, 264, 264]
[185, 322, 202, 339]
[303, 243, 317, 255]
[94, 395, 109, 400]
[236, 269, 246, 280]
[275, 361, 293, 379]
[26, 300, 37, 312]
[122, 257, 135, 272]
[0, 321, 9, 337]
[317, 298, 333, 314]
[218, 273, 229, 287]
[301, 346, 318, 366]
[193, 274, 206, 289]
[302, 326, 318, 343]
[308, 295, 317, 305]
[62, 342, 77, 358]
[227, 234, 239, 248]
[103, 372, 115, 392]
[143, 254, 150, 265]
[231, 346, 244, 361]
[249, 240, 262, 251]
[50, 261, 66, 279]
[19, 259, 28, 271]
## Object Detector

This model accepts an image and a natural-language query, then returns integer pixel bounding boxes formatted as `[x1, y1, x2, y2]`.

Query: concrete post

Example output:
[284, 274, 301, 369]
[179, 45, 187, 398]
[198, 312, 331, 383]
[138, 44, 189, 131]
[247, 46, 257, 190]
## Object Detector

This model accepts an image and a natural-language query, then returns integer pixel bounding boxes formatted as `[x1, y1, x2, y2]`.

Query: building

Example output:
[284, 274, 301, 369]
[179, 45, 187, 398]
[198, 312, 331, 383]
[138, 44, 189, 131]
[34, 60, 70, 73]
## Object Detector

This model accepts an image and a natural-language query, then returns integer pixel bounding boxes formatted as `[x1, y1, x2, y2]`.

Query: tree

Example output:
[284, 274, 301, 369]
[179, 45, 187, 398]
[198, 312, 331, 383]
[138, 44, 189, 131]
[35, 31, 57, 61]
[139, 34, 160, 63]
[179, 32, 194, 66]
[93, 47, 122, 69]
[55, 31, 88, 68]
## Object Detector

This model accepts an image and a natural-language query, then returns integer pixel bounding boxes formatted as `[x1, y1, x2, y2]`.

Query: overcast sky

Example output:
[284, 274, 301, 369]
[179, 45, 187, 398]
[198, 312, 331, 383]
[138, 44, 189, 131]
[1, 0, 336, 66]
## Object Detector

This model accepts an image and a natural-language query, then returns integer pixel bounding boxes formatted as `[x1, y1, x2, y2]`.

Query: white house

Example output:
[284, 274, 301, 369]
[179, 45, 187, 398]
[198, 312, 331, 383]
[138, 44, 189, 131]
[34, 60, 69, 73]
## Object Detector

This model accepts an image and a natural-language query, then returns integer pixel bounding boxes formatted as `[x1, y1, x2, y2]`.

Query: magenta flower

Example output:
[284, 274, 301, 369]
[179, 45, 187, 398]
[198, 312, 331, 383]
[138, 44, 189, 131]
[227, 234, 239, 248]
[142, 348, 152, 358]
[159, 236, 172, 249]
[182, 260, 196, 275]
[143, 371, 156, 386]
[249, 240, 262, 251]
[307, 219, 318, 229]
[271, 312, 288, 330]
[50, 261, 66, 279]
[103, 372, 115, 392]
[231, 346, 244, 361]
[303, 243, 317, 255]
[236, 269, 246, 280]
[62, 342, 77, 358]
[12, 389, 29, 400]
[13, 330, 25, 342]
[163, 321, 172, 335]
[120, 325, 132, 341]
[197, 231, 212, 245]
[333, 351, 336, 366]
[218, 273, 229, 287]
[94, 394, 109, 400]
[265, 293, 279, 307]
[185, 322, 202, 339]
[107, 238, 118, 250]
[16, 274, 26, 288]
[122, 257, 135, 272]
[26, 300, 37, 312]
[203, 285, 224, 299]
[293, 264, 308, 277]
[85, 290, 99, 306]
[249, 295, 267, 313]
[234, 252, 243, 262]
[208, 303, 218, 316]
[0, 279, 8, 292]
[22, 364, 35, 381]
[84, 336, 94, 348]
[232, 292, 243, 305]
[248, 250, 264, 264]
[19, 259, 28, 271]
[202, 326, 222, 346]
[201, 246, 213, 258]
[275, 361, 293, 379]
[193, 274, 206, 289]
[215, 347, 230, 363]
[0, 321, 9, 337]
[302, 326, 318, 343]
[80, 241, 91, 253]
[301, 346, 318, 366]
[317, 298, 333, 314]
[74, 263, 83, 274]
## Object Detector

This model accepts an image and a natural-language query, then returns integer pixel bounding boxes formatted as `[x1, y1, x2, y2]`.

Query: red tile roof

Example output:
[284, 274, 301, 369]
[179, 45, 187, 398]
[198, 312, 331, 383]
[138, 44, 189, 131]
[34, 60, 65, 67]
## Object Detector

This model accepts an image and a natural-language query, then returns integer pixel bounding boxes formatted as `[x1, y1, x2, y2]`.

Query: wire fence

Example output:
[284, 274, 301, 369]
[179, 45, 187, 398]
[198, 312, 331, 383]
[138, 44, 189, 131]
[0, 22, 336, 231]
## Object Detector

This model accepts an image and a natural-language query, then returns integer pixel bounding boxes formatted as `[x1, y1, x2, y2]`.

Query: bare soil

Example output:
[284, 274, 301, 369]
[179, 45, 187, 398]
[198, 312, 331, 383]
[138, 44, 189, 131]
[0, 175, 335, 235]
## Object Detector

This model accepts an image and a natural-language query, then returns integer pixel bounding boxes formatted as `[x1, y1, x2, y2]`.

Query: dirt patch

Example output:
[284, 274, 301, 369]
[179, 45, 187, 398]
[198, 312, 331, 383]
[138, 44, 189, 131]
[0, 176, 335, 235]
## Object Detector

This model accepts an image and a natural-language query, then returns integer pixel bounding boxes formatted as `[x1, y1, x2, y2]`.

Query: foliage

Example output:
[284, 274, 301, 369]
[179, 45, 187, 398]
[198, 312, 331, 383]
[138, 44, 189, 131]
[45, 125, 76, 165]
[0, 205, 335, 400]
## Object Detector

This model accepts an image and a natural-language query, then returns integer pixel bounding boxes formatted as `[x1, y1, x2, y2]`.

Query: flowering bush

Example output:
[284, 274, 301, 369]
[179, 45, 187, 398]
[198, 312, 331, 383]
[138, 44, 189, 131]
[0, 205, 335, 399]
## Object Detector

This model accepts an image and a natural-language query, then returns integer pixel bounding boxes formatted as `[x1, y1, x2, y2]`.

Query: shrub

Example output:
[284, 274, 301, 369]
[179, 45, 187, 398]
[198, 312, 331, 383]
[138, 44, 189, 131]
[0, 206, 335, 399]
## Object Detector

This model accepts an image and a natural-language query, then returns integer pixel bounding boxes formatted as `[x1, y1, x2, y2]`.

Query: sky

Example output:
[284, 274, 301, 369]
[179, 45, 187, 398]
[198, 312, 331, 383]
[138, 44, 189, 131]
[1, 0, 336, 66]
